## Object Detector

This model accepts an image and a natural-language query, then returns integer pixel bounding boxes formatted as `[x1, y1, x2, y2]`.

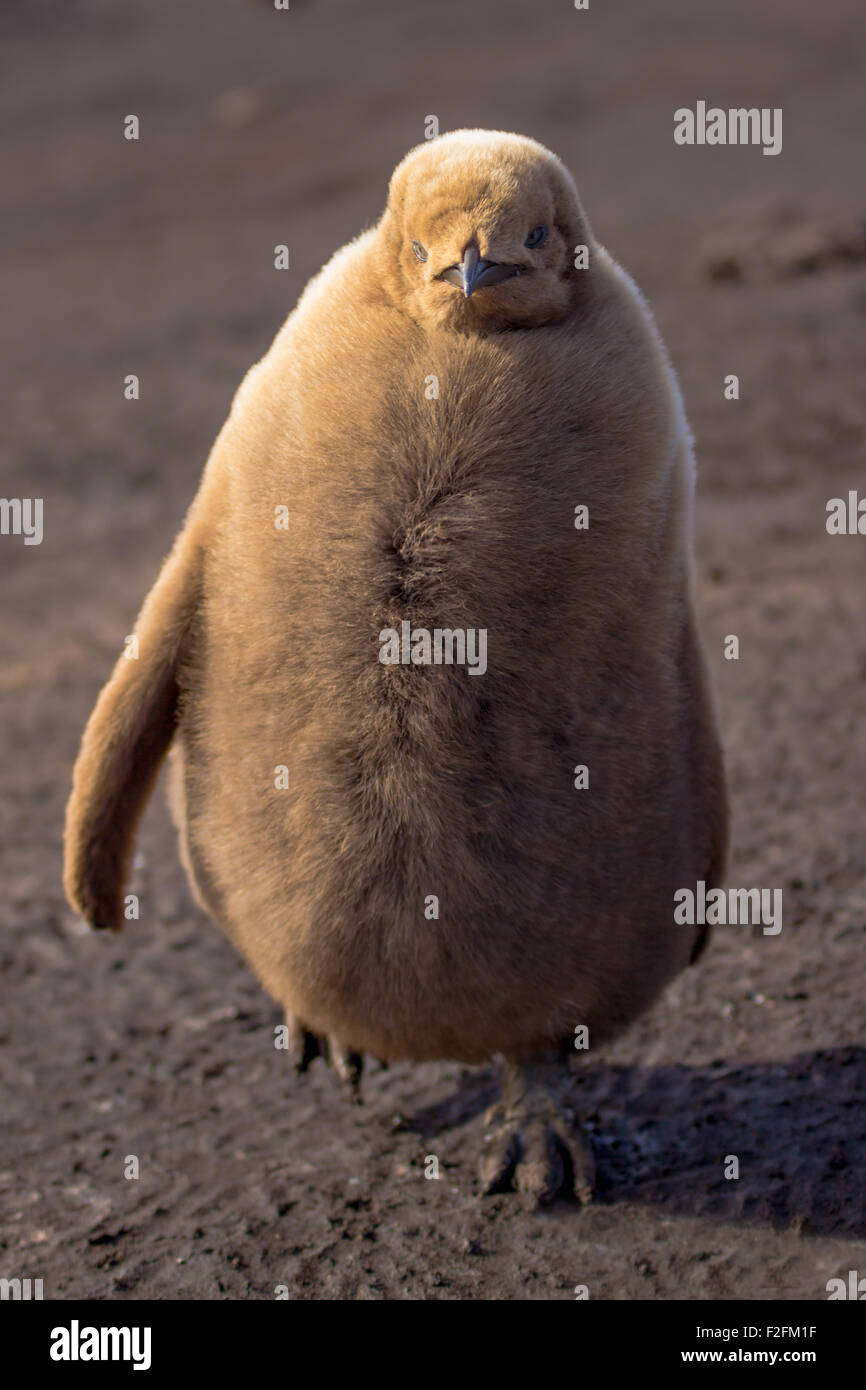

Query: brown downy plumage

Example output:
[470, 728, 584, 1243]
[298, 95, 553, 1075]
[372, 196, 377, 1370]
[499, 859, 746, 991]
[64, 130, 727, 1205]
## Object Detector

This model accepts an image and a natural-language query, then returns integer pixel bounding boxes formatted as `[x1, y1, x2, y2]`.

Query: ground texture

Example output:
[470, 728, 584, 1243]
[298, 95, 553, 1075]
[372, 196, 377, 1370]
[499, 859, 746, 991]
[2, 0, 865, 1299]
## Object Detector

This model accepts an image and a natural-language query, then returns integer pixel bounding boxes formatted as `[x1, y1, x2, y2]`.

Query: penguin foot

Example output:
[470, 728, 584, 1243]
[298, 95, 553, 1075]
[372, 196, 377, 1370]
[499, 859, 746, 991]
[285, 1011, 364, 1104]
[479, 1055, 595, 1208]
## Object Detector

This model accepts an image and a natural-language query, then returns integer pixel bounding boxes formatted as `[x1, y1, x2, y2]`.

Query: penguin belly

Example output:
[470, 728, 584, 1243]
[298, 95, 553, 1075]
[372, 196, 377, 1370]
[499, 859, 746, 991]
[176, 334, 707, 1064]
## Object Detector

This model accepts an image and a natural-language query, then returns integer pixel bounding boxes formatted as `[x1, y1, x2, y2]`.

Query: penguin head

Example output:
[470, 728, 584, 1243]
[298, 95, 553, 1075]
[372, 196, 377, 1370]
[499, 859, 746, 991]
[380, 129, 592, 332]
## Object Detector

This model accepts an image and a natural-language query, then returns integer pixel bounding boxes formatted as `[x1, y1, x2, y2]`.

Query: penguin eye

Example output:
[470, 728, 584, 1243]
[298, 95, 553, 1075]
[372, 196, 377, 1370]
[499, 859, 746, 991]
[524, 224, 547, 249]
[412, 240, 428, 262]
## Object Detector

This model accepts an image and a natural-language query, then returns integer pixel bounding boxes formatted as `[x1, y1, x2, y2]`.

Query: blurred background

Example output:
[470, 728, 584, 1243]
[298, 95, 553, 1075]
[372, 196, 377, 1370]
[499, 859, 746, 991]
[2, 0, 866, 1300]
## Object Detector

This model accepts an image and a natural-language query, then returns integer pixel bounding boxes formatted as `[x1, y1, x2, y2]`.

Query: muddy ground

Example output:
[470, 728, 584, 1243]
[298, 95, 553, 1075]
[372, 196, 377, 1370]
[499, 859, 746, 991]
[2, 0, 866, 1299]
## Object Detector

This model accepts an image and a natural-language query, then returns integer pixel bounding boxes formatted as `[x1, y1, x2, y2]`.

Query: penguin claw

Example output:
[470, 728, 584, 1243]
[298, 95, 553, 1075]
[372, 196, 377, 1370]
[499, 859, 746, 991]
[287, 1016, 323, 1075]
[479, 1070, 595, 1209]
[479, 1104, 521, 1194]
[285, 1012, 364, 1103]
[326, 1037, 364, 1104]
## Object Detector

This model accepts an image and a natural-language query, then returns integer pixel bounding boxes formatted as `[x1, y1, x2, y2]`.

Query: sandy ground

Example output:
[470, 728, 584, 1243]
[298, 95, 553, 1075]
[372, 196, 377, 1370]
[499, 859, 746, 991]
[2, 0, 866, 1299]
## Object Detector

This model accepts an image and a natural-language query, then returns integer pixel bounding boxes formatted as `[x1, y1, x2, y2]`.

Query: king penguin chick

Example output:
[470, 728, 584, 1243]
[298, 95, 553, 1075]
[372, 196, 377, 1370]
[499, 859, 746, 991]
[64, 129, 728, 1207]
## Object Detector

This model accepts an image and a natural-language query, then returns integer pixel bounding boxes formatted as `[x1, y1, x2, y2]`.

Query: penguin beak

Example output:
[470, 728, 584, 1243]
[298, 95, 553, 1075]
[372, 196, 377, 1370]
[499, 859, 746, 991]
[437, 243, 523, 298]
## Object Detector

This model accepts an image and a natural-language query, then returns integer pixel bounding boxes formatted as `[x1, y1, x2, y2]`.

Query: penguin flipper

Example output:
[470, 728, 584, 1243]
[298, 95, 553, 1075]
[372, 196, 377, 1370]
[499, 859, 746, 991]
[63, 522, 203, 933]
[681, 605, 730, 965]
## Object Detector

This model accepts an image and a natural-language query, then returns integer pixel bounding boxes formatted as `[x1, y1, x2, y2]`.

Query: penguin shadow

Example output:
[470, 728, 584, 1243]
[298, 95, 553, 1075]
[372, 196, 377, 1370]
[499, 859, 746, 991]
[400, 1047, 866, 1235]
